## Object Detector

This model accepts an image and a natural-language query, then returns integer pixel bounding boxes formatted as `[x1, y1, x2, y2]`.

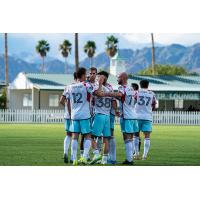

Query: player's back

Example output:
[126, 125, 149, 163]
[68, 82, 91, 120]
[135, 89, 156, 121]
[118, 85, 137, 119]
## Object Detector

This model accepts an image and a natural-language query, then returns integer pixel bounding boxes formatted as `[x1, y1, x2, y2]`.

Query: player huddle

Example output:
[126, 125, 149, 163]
[60, 67, 157, 165]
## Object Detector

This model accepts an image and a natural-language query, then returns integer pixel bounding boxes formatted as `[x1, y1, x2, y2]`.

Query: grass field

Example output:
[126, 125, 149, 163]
[0, 124, 200, 166]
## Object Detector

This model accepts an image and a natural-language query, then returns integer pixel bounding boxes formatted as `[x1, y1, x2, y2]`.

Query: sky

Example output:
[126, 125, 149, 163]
[1, 33, 200, 63]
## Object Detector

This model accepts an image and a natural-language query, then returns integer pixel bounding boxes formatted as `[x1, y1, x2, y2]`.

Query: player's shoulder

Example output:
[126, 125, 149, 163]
[118, 85, 124, 90]
[106, 82, 113, 90]
[147, 89, 155, 95]
[84, 81, 93, 88]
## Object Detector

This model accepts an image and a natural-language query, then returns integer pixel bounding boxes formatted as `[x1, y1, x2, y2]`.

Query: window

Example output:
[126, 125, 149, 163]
[23, 94, 32, 107]
[49, 94, 59, 107]
[175, 99, 183, 109]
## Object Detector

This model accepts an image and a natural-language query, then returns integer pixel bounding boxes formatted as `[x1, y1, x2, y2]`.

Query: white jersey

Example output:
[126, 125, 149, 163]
[89, 81, 98, 116]
[94, 83, 113, 116]
[66, 81, 95, 120]
[62, 86, 70, 119]
[118, 85, 137, 119]
[134, 89, 157, 121]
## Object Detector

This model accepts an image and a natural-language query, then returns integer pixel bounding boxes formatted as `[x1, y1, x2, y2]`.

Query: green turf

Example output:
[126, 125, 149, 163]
[0, 124, 200, 166]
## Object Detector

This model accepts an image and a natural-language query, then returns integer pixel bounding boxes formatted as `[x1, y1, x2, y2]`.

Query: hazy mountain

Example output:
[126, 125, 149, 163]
[0, 55, 73, 82]
[80, 43, 200, 73]
[1, 43, 200, 83]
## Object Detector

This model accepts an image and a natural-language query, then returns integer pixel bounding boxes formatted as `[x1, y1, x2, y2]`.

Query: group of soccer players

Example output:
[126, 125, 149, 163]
[60, 67, 157, 165]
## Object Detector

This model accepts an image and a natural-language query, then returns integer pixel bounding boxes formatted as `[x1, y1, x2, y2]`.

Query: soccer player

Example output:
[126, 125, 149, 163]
[66, 67, 106, 165]
[134, 79, 157, 160]
[131, 83, 141, 155]
[60, 72, 77, 164]
[90, 71, 118, 165]
[117, 72, 139, 165]
[79, 67, 97, 159]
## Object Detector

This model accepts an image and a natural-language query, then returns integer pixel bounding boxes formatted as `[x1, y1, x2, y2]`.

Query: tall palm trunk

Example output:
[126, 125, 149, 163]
[42, 57, 44, 73]
[65, 57, 68, 74]
[151, 33, 155, 75]
[4, 33, 8, 109]
[75, 33, 79, 72]
[90, 57, 93, 67]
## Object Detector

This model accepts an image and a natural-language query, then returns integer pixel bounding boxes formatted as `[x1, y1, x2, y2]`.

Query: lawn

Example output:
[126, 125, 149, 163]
[0, 124, 200, 166]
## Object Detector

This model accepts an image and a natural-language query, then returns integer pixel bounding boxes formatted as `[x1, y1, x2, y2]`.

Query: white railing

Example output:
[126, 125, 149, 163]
[0, 109, 64, 124]
[0, 110, 200, 125]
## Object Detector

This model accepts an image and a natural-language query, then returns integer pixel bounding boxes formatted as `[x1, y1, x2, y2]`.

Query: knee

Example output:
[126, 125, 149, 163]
[72, 133, 79, 140]
[84, 134, 91, 140]
[144, 133, 150, 138]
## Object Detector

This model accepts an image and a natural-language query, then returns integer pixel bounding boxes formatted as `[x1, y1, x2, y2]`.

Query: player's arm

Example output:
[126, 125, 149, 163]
[92, 76, 122, 97]
[67, 99, 71, 117]
[95, 77, 123, 97]
[112, 99, 120, 117]
[152, 95, 157, 111]
[59, 95, 66, 106]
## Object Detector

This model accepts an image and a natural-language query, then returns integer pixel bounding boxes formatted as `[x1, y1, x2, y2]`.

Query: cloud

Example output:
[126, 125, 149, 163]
[120, 33, 200, 45]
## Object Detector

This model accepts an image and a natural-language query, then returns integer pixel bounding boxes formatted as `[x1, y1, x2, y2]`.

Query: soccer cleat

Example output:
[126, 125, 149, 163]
[89, 155, 102, 165]
[133, 154, 141, 160]
[70, 159, 73, 164]
[101, 160, 108, 165]
[142, 156, 147, 160]
[122, 160, 134, 165]
[63, 154, 68, 164]
[78, 157, 88, 165]
[107, 159, 117, 165]
[73, 160, 78, 166]
[96, 160, 102, 164]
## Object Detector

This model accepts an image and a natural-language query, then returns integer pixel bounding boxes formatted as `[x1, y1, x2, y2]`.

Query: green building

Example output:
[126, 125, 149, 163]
[8, 72, 200, 111]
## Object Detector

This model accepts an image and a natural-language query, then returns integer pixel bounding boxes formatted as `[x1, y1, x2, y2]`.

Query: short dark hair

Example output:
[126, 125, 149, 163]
[140, 79, 149, 88]
[98, 71, 109, 79]
[73, 72, 77, 80]
[76, 67, 86, 79]
[90, 67, 97, 73]
[131, 83, 139, 91]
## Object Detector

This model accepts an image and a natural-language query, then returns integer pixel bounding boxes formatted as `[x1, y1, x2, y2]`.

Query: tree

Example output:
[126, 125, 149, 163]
[84, 40, 96, 67]
[138, 64, 191, 75]
[59, 40, 72, 74]
[151, 33, 155, 75]
[105, 35, 118, 58]
[4, 33, 8, 109]
[0, 88, 7, 109]
[75, 33, 79, 72]
[36, 40, 50, 73]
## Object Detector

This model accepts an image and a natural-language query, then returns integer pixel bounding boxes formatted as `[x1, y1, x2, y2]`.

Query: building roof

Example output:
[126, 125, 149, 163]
[21, 73, 200, 92]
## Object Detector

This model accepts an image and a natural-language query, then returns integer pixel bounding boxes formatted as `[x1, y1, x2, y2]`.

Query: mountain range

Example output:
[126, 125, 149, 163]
[1, 43, 200, 82]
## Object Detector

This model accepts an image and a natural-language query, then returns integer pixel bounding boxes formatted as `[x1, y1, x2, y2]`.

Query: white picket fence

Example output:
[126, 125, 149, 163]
[0, 110, 200, 125]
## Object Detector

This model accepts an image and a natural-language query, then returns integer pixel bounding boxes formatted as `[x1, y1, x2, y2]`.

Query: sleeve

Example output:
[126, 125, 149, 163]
[118, 86, 125, 94]
[85, 82, 96, 95]
[63, 86, 70, 99]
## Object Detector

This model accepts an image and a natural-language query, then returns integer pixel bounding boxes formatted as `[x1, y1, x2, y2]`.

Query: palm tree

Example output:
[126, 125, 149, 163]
[151, 33, 155, 75]
[59, 40, 72, 74]
[75, 33, 79, 72]
[84, 40, 96, 67]
[105, 35, 118, 58]
[4, 33, 8, 109]
[36, 40, 50, 73]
